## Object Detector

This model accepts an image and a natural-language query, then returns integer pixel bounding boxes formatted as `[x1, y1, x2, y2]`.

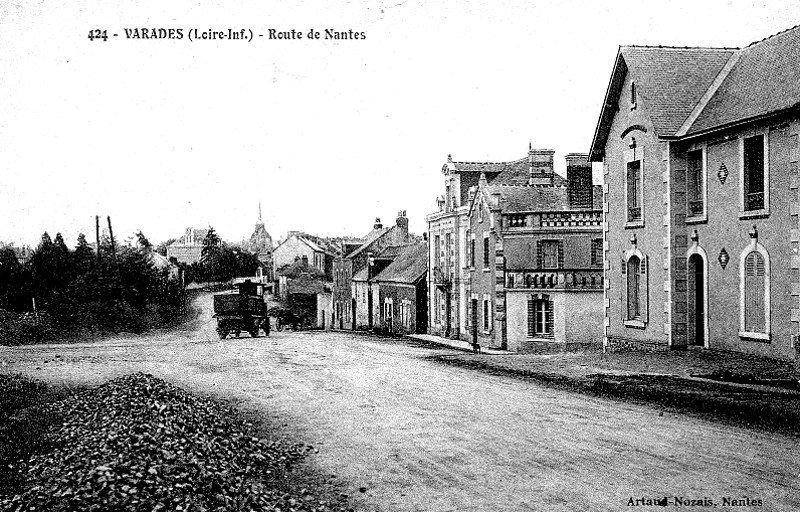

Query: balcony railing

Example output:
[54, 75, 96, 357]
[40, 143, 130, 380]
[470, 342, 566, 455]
[537, 211, 602, 228]
[627, 207, 642, 222]
[745, 192, 764, 211]
[432, 266, 452, 287]
[688, 200, 704, 216]
[505, 270, 603, 291]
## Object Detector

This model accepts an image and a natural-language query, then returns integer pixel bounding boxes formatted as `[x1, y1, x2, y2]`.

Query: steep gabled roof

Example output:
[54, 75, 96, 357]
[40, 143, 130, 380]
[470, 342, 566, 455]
[346, 226, 394, 260]
[622, 46, 735, 136]
[371, 244, 428, 285]
[688, 25, 800, 134]
[591, 25, 800, 159]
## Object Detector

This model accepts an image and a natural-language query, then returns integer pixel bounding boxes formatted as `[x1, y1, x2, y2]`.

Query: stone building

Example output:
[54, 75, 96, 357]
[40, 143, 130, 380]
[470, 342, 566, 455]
[466, 154, 603, 351]
[331, 212, 410, 330]
[273, 232, 336, 280]
[426, 147, 566, 340]
[589, 25, 800, 365]
[371, 243, 428, 335]
[166, 227, 209, 265]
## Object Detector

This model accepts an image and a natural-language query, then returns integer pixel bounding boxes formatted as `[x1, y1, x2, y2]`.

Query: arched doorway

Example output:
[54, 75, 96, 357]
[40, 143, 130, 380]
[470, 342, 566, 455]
[687, 253, 707, 347]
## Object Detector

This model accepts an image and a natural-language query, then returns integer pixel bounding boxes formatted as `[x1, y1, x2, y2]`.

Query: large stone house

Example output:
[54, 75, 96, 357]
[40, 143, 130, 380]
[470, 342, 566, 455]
[589, 26, 800, 365]
[426, 147, 566, 340]
[166, 227, 209, 265]
[466, 154, 603, 351]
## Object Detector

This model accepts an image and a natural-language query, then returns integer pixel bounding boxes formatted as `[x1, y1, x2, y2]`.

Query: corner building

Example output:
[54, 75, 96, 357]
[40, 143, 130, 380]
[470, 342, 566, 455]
[590, 26, 800, 366]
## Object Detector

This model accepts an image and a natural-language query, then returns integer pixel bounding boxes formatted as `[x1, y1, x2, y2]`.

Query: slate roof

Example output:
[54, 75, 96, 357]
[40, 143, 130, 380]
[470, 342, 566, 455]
[688, 26, 800, 134]
[591, 25, 800, 158]
[375, 243, 416, 260]
[371, 244, 428, 285]
[481, 184, 602, 213]
[621, 46, 734, 136]
[352, 267, 369, 282]
[449, 157, 567, 187]
[346, 226, 394, 260]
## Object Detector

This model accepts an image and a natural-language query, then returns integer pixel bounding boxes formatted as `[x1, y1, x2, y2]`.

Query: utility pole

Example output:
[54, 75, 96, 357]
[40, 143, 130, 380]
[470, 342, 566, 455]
[107, 216, 117, 263]
[96, 215, 101, 259]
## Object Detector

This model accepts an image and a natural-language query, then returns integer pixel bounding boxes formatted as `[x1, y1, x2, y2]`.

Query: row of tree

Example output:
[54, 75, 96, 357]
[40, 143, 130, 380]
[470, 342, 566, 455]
[0, 231, 186, 343]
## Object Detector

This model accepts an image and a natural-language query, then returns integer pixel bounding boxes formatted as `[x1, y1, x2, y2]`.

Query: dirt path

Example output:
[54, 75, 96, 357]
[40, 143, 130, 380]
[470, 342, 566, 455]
[2, 294, 799, 511]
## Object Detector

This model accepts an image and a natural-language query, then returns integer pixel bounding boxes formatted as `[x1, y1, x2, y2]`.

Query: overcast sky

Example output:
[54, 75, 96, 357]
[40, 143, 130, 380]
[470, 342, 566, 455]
[2, 0, 799, 248]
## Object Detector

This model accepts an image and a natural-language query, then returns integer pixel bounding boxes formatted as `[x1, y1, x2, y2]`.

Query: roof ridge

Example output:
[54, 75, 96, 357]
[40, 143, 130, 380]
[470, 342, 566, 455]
[675, 50, 742, 136]
[453, 156, 529, 165]
[744, 23, 800, 48]
[623, 44, 740, 51]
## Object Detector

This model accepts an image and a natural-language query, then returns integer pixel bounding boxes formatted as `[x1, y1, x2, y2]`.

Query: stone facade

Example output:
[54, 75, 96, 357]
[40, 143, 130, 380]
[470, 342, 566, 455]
[465, 156, 604, 351]
[590, 32, 800, 366]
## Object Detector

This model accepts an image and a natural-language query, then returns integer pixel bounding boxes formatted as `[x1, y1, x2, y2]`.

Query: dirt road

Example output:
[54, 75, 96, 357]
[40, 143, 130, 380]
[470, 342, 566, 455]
[2, 294, 798, 511]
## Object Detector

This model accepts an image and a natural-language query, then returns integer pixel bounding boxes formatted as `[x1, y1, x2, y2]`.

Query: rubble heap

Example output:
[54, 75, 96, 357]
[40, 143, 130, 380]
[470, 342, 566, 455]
[1, 373, 352, 512]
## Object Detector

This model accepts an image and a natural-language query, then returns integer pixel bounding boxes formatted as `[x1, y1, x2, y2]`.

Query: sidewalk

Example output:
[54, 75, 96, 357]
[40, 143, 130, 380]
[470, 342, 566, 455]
[413, 336, 800, 434]
[406, 334, 509, 355]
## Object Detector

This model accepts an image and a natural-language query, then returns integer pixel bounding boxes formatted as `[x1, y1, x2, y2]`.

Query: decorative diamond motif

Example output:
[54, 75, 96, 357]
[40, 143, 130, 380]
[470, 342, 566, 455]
[718, 163, 729, 184]
[718, 247, 730, 269]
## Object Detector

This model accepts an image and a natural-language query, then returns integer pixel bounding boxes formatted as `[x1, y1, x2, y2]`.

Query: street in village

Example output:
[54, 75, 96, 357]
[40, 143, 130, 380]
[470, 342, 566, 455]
[2, 294, 798, 512]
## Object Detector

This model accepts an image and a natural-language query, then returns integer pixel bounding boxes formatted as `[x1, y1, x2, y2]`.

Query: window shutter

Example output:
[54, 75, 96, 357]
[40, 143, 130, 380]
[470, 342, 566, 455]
[620, 257, 627, 320]
[527, 298, 535, 337]
[536, 241, 543, 269]
[641, 255, 649, 324]
[557, 241, 564, 269]
[546, 299, 554, 335]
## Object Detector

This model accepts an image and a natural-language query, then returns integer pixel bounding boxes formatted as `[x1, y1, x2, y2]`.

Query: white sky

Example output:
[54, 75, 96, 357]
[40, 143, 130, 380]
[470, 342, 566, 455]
[2, 0, 799, 248]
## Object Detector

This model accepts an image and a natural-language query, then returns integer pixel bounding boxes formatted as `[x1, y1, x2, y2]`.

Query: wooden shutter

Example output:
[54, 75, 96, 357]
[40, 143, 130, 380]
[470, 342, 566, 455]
[536, 241, 543, 269]
[545, 298, 554, 335]
[527, 298, 535, 337]
[641, 255, 649, 324]
[557, 241, 564, 269]
[620, 256, 627, 320]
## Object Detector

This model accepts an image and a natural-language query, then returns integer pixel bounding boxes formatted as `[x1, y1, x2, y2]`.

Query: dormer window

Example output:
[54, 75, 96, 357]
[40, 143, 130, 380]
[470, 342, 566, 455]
[630, 81, 637, 109]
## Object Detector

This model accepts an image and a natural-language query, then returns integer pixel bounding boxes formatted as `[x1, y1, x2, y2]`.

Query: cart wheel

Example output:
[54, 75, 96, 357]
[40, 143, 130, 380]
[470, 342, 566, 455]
[276, 319, 284, 331]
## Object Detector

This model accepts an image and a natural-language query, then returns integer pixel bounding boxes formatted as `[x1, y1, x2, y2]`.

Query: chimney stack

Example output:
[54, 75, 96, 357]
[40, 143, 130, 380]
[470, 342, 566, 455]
[528, 148, 555, 186]
[396, 210, 409, 242]
[566, 153, 593, 209]
[374, 217, 383, 230]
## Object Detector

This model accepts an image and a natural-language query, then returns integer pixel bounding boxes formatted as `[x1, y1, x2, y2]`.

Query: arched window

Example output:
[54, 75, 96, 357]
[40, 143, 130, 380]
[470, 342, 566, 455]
[627, 255, 641, 320]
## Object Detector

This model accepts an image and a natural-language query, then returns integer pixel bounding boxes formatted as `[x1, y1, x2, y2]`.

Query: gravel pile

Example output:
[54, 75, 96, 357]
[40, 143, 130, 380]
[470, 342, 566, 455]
[1, 373, 353, 512]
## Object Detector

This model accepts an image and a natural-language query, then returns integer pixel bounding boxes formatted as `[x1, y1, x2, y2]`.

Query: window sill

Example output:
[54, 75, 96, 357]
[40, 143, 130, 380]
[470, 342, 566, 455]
[685, 215, 707, 225]
[738, 331, 771, 342]
[527, 335, 554, 341]
[482, 330, 492, 335]
[624, 319, 646, 329]
[739, 210, 770, 220]
[483, 267, 491, 272]
[624, 220, 644, 229]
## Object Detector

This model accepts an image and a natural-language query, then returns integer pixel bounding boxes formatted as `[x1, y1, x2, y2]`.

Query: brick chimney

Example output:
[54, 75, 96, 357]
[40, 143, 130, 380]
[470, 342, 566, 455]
[396, 210, 409, 242]
[566, 153, 593, 209]
[528, 148, 555, 186]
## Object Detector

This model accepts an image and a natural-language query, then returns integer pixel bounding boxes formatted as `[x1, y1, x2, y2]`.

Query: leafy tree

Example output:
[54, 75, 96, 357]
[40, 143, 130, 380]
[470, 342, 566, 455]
[135, 231, 152, 251]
